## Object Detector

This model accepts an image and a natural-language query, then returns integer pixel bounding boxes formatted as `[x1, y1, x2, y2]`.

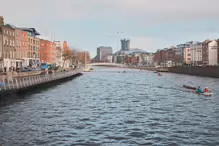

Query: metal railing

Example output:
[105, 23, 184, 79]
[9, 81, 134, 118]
[0, 69, 81, 92]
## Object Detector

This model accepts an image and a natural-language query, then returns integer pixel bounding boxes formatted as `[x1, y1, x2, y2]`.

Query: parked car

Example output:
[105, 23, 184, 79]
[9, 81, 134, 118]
[22, 67, 33, 72]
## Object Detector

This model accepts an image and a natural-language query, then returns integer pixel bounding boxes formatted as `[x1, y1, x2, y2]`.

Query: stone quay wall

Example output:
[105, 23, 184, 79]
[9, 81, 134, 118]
[166, 66, 219, 78]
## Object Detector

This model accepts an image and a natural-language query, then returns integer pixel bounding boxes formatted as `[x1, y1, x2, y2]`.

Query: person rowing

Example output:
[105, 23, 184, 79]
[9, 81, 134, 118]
[196, 86, 203, 93]
[204, 87, 209, 93]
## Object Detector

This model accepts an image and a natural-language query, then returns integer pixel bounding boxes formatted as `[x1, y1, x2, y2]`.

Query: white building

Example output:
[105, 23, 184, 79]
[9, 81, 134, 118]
[54, 41, 62, 48]
[53, 41, 63, 67]
[106, 55, 113, 63]
[141, 53, 155, 66]
[190, 42, 203, 66]
[208, 40, 218, 65]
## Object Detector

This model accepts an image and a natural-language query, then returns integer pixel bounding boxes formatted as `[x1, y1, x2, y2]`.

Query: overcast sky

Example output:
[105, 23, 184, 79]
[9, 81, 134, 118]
[1, 0, 219, 57]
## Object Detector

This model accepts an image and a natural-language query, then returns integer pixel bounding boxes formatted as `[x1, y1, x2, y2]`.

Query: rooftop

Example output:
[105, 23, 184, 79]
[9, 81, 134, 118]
[18, 27, 40, 35]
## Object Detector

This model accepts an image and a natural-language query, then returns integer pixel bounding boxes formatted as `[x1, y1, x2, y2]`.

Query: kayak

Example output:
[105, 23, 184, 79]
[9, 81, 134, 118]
[183, 85, 196, 90]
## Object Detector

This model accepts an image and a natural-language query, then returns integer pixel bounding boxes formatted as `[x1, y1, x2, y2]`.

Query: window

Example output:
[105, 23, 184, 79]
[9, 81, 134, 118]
[13, 41, 14, 47]
[6, 30, 8, 34]
[42, 55, 44, 58]
[10, 31, 11, 35]
[10, 40, 12, 47]
[4, 29, 5, 33]
[12, 32, 14, 36]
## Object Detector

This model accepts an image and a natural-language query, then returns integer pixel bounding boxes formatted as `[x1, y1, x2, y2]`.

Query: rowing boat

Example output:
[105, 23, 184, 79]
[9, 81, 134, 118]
[183, 85, 213, 96]
[194, 91, 213, 96]
[183, 85, 196, 90]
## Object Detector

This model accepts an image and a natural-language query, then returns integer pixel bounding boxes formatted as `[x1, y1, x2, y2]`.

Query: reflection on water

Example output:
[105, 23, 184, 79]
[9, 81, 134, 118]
[1, 67, 219, 145]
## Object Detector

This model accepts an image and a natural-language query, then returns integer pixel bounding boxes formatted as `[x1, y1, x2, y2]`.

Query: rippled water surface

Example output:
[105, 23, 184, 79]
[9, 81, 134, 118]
[1, 67, 219, 146]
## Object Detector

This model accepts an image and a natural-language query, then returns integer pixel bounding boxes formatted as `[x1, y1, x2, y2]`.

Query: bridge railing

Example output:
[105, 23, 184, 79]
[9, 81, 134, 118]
[0, 69, 81, 92]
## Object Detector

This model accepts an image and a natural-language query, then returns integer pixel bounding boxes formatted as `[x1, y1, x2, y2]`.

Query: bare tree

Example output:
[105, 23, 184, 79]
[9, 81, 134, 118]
[69, 47, 78, 66]
[62, 50, 71, 68]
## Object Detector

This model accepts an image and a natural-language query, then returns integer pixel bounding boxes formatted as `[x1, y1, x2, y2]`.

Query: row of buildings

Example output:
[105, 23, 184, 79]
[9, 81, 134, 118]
[94, 36, 219, 67]
[0, 16, 90, 72]
[93, 39, 155, 66]
[95, 39, 131, 62]
[155, 40, 219, 67]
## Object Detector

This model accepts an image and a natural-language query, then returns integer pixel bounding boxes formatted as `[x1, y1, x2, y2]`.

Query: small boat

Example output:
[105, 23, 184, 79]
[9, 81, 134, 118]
[183, 85, 196, 90]
[157, 72, 162, 76]
[183, 85, 213, 96]
[198, 92, 213, 96]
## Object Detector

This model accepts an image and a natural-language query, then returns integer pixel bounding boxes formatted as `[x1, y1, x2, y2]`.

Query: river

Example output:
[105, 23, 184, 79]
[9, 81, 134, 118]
[0, 67, 219, 146]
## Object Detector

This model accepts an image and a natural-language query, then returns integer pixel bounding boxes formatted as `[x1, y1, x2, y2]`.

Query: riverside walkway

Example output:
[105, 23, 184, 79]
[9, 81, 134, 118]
[0, 69, 82, 93]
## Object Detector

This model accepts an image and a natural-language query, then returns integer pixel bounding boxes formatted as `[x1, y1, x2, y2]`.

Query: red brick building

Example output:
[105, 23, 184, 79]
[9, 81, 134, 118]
[40, 39, 55, 64]
[155, 50, 161, 65]
[155, 49, 168, 66]
[166, 47, 175, 62]
[76, 51, 90, 64]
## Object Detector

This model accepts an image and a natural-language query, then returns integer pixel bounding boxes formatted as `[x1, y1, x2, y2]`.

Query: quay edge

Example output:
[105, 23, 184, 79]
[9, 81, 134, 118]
[0, 69, 83, 97]
[126, 66, 219, 78]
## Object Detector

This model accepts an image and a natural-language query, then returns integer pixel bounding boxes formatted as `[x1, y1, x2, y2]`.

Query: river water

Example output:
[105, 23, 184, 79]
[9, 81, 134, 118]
[0, 67, 219, 146]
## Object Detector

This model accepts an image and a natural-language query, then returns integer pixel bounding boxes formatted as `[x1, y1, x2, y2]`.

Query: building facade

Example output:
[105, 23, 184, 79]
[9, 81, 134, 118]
[217, 39, 219, 65]
[202, 40, 210, 65]
[190, 42, 203, 66]
[62, 41, 70, 68]
[20, 28, 40, 67]
[208, 40, 218, 65]
[54, 41, 62, 48]
[21, 31, 28, 66]
[121, 39, 130, 51]
[176, 42, 193, 64]
[185, 48, 191, 64]
[15, 28, 24, 69]
[77, 51, 90, 64]
[97, 46, 113, 61]
[141, 53, 155, 66]
[0, 16, 3, 70]
[40, 39, 55, 64]
[2, 24, 16, 71]
[54, 41, 62, 67]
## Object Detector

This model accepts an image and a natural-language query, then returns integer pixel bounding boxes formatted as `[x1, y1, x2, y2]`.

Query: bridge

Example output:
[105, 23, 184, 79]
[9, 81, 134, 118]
[86, 63, 127, 67]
